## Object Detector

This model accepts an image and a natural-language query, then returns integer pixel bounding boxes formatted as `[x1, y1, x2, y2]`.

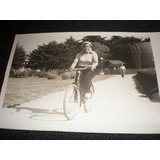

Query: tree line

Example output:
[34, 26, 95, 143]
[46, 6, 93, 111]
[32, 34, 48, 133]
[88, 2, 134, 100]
[12, 35, 153, 71]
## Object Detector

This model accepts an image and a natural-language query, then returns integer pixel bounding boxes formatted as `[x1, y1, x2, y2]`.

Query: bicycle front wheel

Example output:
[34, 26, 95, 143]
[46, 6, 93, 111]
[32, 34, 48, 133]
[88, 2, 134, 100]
[84, 83, 94, 112]
[63, 84, 80, 120]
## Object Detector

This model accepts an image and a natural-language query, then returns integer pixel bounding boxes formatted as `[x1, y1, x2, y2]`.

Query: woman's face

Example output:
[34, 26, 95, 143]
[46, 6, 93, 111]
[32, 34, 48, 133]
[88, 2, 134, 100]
[83, 44, 91, 53]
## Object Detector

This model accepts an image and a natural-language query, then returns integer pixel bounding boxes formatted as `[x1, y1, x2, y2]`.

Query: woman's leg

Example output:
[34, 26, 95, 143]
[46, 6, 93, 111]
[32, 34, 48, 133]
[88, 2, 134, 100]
[80, 69, 96, 93]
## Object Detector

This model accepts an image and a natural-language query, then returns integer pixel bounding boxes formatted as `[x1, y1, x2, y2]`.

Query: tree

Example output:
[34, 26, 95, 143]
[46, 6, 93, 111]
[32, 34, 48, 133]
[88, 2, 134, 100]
[142, 37, 150, 42]
[82, 35, 108, 45]
[26, 44, 48, 70]
[26, 37, 81, 70]
[27, 41, 62, 70]
[59, 36, 81, 69]
[92, 42, 110, 69]
[12, 43, 26, 70]
[140, 42, 155, 68]
[108, 36, 143, 68]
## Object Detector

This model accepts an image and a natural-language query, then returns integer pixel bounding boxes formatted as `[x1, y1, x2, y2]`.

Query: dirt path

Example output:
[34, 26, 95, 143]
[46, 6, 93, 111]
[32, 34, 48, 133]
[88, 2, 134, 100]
[0, 74, 160, 133]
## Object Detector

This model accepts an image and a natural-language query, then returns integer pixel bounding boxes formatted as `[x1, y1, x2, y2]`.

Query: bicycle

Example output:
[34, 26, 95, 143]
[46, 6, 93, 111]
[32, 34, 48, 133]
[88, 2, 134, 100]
[63, 66, 94, 120]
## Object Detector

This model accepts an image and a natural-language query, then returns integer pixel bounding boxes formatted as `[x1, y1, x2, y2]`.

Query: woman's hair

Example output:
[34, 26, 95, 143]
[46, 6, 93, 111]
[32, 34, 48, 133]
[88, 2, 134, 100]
[81, 41, 92, 48]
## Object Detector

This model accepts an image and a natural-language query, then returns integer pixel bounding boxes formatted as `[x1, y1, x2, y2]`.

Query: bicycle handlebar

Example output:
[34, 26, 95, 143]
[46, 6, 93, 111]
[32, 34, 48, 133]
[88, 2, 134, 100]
[70, 66, 92, 71]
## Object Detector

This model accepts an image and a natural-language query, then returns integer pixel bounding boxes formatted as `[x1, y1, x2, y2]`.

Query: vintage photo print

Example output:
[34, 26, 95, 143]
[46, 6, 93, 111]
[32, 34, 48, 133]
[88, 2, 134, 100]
[0, 32, 160, 133]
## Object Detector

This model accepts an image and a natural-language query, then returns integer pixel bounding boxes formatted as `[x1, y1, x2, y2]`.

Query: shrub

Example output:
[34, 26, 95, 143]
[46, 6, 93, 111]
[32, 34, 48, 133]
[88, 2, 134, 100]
[38, 71, 48, 78]
[11, 70, 28, 78]
[10, 69, 16, 77]
[135, 68, 159, 102]
[58, 70, 65, 75]
[137, 68, 156, 81]
[48, 69, 58, 75]
[9, 68, 48, 78]
[27, 70, 39, 77]
[52, 70, 58, 75]
[61, 73, 70, 80]
[14, 71, 24, 78]
[70, 72, 76, 79]
[103, 68, 110, 75]
[47, 74, 57, 80]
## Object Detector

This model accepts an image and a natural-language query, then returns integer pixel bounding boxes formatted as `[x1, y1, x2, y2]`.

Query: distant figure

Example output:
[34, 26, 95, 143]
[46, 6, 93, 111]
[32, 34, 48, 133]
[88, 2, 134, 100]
[120, 64, 126, 78]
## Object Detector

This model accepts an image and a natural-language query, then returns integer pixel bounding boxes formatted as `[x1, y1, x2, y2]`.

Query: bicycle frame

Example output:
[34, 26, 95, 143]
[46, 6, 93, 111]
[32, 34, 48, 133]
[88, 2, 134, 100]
[72, 67, 89, 90]
[63, 67, 94, 119]
[74, 70, 82, 89]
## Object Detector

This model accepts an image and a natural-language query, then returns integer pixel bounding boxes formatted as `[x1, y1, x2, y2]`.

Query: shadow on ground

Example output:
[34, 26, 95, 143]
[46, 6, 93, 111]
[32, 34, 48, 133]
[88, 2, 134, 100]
[7, 106, 67, 121]
[29, 108, 66, 122]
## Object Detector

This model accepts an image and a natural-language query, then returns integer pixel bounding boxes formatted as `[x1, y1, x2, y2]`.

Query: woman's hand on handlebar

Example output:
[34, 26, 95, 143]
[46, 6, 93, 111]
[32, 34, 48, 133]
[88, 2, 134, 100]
[87, 65, 96, 70]
[85, 65, 92, 70]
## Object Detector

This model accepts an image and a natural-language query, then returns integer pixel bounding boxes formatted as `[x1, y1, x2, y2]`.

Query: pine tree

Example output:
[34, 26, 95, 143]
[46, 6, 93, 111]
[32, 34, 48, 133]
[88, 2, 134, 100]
[12, 43, 26, 70]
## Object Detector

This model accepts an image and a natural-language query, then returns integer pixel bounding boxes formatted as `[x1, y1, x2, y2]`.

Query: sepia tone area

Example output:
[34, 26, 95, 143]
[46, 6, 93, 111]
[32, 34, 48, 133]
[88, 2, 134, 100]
[3, 35, 159, 108]
[0, 33, 160, 133]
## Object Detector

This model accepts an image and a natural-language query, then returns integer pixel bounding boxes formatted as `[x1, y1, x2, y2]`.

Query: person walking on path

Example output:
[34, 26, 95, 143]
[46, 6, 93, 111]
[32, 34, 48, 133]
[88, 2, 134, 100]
[120, 64, 126, 78]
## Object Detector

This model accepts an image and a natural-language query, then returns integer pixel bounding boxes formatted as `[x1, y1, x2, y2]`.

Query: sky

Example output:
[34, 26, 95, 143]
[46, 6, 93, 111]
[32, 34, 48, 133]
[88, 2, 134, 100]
[15, 32, 150, 55]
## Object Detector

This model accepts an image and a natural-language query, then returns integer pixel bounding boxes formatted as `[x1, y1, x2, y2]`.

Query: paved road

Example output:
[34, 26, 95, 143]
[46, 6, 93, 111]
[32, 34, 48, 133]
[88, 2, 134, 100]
[1, 74, 160, 133]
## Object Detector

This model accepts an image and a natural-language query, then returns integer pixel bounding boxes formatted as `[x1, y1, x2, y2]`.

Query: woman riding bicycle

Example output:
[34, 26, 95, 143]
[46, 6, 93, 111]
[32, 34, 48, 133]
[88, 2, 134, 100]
[69, 41, 98, 98]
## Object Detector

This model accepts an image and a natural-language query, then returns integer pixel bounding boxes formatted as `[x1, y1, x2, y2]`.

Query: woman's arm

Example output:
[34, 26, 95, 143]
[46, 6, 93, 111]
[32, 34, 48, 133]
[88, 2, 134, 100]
[92, 52, 99, 70]
[70, 53, 80, 69]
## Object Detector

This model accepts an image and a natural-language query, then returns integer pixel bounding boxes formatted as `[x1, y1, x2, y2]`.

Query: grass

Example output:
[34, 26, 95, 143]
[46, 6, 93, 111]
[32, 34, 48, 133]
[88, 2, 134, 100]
[2, 74, 111, 108]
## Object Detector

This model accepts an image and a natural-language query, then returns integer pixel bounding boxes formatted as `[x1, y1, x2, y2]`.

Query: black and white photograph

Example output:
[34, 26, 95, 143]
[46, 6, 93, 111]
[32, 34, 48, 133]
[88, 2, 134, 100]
[0, 31, 160, 133]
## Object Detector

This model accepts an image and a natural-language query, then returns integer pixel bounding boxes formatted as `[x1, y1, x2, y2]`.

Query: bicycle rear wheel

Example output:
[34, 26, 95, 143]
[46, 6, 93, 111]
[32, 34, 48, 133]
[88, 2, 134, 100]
[84, 83, 94, 112]
[63, 84, 80, 120]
